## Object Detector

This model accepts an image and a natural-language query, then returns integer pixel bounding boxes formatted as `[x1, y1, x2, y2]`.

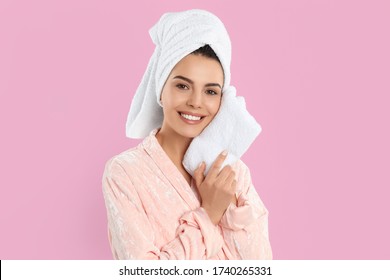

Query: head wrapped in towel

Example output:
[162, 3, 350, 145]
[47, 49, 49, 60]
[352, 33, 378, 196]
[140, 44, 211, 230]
[126, 9, 232, 138]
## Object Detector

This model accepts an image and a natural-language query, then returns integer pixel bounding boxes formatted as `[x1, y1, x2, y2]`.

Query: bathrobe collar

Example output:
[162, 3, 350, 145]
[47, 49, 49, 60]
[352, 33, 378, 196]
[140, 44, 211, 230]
[141, 128, 200, 210]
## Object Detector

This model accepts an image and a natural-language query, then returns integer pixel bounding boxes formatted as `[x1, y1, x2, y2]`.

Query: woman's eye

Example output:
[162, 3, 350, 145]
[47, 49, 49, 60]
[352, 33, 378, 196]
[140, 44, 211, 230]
[206, 90, 218, 95]
[176, 84, 188, 90]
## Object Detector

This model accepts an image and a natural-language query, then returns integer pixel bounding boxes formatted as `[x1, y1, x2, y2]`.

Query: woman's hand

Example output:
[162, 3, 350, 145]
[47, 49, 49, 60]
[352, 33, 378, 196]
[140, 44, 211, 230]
[193, 151, 237, 225]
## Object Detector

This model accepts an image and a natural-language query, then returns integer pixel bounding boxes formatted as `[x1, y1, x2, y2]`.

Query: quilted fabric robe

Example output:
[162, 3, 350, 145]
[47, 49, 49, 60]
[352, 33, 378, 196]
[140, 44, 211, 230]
[102, 129, 272, 260]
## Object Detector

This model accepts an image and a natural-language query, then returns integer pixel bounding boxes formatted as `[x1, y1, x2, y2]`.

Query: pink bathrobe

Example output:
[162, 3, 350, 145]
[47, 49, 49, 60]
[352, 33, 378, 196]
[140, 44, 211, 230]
[102, 129, 272, 260]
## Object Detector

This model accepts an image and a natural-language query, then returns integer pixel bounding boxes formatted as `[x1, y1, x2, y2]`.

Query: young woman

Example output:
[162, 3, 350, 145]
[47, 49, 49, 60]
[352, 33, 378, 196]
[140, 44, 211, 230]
[102, 9, 272, 260]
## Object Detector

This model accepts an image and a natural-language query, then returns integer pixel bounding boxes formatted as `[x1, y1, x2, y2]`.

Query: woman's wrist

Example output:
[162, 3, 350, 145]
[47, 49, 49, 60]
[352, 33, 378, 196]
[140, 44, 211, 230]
[201, 205, 221, 225]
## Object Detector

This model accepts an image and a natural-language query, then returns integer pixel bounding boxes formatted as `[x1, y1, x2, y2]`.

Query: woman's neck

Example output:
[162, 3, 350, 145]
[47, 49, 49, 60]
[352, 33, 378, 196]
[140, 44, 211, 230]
[155, 127, 192, 165]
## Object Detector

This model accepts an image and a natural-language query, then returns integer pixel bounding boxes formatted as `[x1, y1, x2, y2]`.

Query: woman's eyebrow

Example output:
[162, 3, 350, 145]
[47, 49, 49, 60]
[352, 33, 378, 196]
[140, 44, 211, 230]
[173, 75, 221, 89]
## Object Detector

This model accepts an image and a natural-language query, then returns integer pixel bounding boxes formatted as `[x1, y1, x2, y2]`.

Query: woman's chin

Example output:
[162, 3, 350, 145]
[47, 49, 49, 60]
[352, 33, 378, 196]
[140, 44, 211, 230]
[179, 130, 201, 139]
[175, 126, 204, 139]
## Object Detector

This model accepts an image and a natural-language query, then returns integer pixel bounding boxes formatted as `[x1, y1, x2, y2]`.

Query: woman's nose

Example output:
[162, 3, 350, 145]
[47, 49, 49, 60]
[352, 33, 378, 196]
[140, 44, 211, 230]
[186, 91, 202, 108]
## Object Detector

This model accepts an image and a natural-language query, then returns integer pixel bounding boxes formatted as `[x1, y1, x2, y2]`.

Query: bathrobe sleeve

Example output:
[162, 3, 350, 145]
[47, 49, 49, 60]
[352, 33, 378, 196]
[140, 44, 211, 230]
[219, 161, 273, 259]
[102, 159, 223, 260]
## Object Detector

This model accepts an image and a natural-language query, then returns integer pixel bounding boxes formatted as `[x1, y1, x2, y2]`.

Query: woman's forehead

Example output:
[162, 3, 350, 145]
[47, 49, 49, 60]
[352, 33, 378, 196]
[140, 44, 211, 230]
[170, 55, 224, 83]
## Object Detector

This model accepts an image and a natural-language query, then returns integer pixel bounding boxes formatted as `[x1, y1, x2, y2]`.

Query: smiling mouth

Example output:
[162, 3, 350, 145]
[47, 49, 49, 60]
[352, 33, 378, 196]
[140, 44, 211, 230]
[178, 112, 206, 122]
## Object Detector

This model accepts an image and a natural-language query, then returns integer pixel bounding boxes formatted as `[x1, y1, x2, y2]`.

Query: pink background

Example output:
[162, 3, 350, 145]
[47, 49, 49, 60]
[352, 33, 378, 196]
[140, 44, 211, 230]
[1, 0, 389, 259]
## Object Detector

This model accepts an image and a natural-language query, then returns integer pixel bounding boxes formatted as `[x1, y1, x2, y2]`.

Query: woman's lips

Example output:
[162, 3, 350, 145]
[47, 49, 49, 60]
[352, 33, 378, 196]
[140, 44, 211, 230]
[178, 112, 206, 124]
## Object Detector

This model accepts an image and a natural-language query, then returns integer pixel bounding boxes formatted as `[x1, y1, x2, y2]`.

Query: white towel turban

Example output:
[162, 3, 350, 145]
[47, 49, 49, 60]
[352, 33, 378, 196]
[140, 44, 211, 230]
[125, 9, 232, 138]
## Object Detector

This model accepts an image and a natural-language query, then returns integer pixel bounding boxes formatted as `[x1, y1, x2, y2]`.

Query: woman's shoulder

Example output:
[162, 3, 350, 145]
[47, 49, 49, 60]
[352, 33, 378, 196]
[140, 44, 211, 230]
[103, 143, 146, 175]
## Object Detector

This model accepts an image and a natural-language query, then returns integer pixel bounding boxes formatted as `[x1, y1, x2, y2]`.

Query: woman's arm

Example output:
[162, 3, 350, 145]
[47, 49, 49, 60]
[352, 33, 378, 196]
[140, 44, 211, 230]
[102, 159, 223, 260]
[219, 161, 273, 260]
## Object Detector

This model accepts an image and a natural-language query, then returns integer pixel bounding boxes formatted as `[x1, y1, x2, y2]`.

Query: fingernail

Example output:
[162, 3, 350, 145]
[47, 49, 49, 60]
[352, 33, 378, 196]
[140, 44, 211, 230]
[198, 162, 204, 168]
[222, 150, 228, 156]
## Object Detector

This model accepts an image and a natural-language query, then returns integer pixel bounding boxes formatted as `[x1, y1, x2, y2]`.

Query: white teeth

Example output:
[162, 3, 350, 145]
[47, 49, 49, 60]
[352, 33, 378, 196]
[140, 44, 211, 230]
[180, 113, 201, 121]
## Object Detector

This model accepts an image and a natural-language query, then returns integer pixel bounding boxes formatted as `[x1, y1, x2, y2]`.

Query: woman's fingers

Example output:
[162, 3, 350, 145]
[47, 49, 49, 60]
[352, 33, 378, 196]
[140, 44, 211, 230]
[193, 161, 206, 188]
[193, 150, 238, 225]
[215, 164, 233, 185]
[208, 150, 228, 179]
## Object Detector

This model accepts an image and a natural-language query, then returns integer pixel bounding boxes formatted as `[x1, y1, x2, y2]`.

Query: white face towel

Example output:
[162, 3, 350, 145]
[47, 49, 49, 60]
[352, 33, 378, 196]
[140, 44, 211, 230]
[126, 9, 232, 138]
[182, 85, 262, 176]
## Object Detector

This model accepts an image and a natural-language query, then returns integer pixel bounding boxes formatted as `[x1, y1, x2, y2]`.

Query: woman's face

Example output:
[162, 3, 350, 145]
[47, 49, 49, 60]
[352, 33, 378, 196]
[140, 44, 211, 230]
[160, 54, 224, 139]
